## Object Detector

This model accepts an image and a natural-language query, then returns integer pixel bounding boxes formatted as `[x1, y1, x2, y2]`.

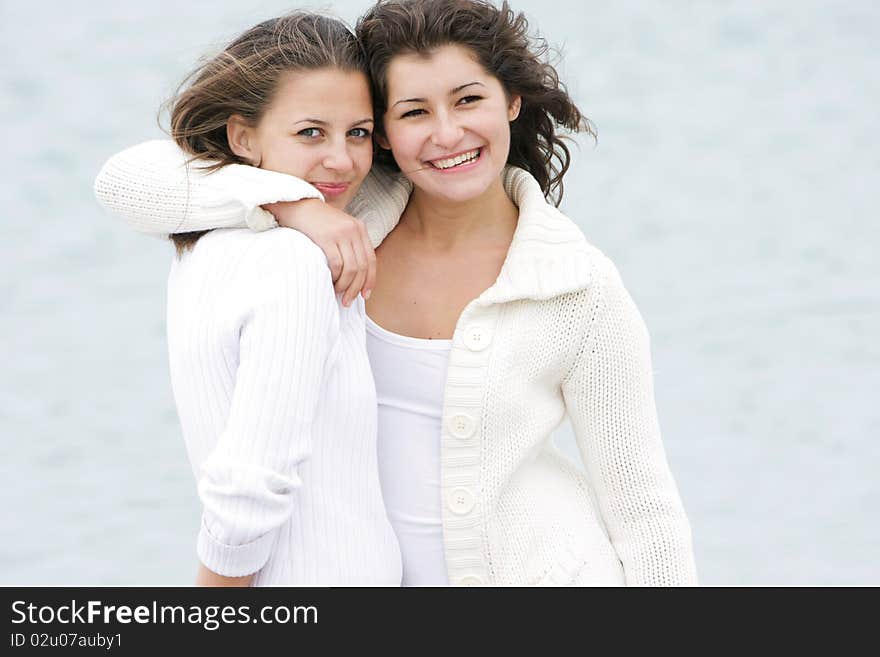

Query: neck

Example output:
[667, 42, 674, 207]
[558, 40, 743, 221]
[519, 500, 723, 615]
[401, 175, 519, 251]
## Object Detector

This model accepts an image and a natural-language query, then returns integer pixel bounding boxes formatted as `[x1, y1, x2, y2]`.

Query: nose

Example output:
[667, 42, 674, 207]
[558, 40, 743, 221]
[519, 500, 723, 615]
[322, 140, 355, 173]
[430, 111, 464, 149]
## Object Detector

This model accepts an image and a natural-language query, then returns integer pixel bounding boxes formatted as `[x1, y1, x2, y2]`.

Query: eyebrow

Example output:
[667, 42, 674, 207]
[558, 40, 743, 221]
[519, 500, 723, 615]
[391, 81, 486, 108]
[293, 118, 375, 127]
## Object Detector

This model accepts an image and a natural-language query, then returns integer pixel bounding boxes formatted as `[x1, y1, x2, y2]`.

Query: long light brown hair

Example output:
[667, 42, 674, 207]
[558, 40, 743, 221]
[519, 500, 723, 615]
[162, 12, 367, 254]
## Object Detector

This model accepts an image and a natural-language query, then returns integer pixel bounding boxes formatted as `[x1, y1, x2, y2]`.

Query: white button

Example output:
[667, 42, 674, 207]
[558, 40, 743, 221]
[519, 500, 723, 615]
[463, 325, 491, 351]
[458, 575, 485, 586]
[447, 413, 477, 439]
[446, 488, 475, 515]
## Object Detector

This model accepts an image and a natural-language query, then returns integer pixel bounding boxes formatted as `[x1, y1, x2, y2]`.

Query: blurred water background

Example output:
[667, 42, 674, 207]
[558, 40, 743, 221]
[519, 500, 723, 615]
[1, 0, 877, 585]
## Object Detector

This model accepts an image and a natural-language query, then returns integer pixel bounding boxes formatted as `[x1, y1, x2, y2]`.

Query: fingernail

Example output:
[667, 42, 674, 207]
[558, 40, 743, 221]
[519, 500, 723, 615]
[363, 289, 372, 300]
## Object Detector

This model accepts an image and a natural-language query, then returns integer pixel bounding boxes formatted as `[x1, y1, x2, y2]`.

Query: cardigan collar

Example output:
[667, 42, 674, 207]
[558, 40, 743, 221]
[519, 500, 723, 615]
[350, 166, 596, 305]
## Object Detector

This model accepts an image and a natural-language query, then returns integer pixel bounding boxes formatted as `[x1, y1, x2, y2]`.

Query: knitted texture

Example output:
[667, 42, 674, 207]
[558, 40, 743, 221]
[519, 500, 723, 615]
[94, 140, 322, 235]
[94, 141, 698, 585]
[167, 227, 401, 584]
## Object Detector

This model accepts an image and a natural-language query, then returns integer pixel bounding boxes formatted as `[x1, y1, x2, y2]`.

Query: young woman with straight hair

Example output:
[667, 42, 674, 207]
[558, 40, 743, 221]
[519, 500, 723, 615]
[95, 11, 402, 586]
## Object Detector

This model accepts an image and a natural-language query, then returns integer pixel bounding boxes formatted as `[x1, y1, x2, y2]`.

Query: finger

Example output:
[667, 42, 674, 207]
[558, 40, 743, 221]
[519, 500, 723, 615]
[342, 238, 368, 307]
[326, 244, 345, 289]
[336, 240, 358, 304]
[357, 220, 377, 300]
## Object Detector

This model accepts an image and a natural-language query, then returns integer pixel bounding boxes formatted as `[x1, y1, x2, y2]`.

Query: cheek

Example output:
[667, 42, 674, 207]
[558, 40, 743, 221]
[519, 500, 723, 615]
[488, 108, 512, 136]
[385, 124, 422, 160]
[353, 143, 373, 176]
[484, 113, 512, 156]
[356, 140, 374, 164]
[262, 142, 313, 178]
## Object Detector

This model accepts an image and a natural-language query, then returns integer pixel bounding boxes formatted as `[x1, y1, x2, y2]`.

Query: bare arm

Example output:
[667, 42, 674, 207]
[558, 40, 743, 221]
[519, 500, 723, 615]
[195, 563, 253, 587]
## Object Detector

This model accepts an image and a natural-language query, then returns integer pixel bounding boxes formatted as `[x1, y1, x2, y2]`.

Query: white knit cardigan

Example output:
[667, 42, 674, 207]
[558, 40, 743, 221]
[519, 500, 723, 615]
[95, 141, 698, 586]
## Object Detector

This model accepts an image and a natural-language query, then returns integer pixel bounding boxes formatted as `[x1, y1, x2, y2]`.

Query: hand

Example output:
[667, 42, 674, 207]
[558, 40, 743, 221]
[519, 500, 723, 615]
[262, 199, 376, 307]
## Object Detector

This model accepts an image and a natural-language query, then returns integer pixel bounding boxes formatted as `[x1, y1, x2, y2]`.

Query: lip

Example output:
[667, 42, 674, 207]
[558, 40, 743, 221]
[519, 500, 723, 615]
[311, 182, 350, 197]
[424, 147, 484, 174]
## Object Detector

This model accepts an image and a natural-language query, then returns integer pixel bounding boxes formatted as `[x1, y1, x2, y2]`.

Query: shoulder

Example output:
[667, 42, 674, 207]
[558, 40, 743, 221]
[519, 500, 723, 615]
[553, 247, 651, 388]
[253, 227, 328, 274]
[504, 165, 599, 263]
[487, 167, 614, 303]
[347, 167, 412, 248]
[188, 229, 333, 303]
[205, 227, 328, 274]
[513, 167, 634, 293]
[583, 250, 651, 354]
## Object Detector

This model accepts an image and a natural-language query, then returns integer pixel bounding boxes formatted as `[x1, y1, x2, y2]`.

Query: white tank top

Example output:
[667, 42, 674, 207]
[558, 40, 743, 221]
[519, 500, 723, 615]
[365, 315, 451, 586]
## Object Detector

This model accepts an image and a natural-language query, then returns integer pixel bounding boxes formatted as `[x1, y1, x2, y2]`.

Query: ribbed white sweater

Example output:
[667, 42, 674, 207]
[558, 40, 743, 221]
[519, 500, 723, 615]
[95, 140, 698, 586]
[163, 227, 400, 585]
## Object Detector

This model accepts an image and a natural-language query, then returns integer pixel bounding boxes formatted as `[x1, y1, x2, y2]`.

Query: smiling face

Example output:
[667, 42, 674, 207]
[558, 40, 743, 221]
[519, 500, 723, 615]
[228, 67, 374, 209]
[380, 44, 521, 205]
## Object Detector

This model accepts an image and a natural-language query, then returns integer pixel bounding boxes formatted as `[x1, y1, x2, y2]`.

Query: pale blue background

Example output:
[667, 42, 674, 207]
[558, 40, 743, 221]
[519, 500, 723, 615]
[2, 0, 877, 584]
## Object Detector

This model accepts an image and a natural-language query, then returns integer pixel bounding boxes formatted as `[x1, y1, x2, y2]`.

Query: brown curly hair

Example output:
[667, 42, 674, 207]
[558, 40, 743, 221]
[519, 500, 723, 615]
[356, 0, 594, 206]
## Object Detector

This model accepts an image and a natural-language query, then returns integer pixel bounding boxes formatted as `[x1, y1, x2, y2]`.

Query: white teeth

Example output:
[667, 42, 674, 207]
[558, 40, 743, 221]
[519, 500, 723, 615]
[432, 149, 480, 170]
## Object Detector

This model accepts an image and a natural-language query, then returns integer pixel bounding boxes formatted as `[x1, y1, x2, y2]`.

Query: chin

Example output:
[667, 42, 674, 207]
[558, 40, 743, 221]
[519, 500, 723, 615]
[328, 195, 353, 210]
[427, 176, 495, 204]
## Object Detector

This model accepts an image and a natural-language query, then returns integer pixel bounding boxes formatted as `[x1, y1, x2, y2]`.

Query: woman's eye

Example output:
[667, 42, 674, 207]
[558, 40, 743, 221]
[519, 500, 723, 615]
[400, 108, 426, 119]
[458, 95, 483, 105]
[348, 127, 372, 138]
[298, 127, 322, 138]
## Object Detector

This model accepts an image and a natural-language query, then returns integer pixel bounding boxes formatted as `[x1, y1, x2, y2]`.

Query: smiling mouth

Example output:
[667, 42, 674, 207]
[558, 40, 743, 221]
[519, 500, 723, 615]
[426, 148, 482, 170]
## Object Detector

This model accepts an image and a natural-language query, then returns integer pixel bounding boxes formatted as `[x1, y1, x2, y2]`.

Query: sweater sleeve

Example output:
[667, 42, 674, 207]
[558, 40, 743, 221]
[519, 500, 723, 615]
[93, 139, 323, 235]
[561, 257, 698, 586]
[345, 165, 412, 248]
[195, 233, 337, 577]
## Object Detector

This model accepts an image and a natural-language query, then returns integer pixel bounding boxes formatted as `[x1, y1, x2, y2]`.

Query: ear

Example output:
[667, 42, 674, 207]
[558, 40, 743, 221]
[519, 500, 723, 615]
[374, 132, 391, 150]
[508, 95, 522, 122]
[227, 114, 260, 165]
